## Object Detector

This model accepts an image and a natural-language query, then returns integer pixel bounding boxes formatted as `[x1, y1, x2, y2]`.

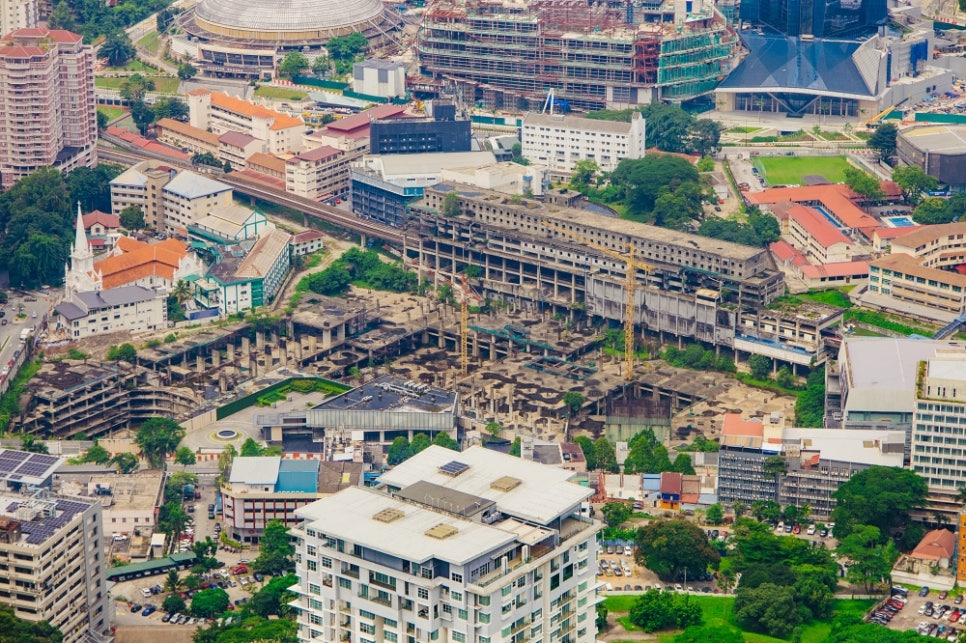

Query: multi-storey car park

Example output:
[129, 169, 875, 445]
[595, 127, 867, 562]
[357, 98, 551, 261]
[397, 184, 828, 365]
[416, 0, 738, 110]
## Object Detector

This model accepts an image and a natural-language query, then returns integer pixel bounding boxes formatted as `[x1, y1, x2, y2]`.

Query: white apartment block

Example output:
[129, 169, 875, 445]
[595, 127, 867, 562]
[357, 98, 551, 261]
[0, 450, 110, 643]
[0, 0, 37, 34]
[291, 445, 600, 643]
[521, 111, 645, 174]
[285, 145, 351, 200]
[912, 348, 966, 492]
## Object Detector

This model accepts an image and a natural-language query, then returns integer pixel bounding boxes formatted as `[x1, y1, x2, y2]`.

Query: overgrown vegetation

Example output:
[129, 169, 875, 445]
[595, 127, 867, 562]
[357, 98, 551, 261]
[663, 343, 736, 373]
[0, 361, 39, 431]
[302, 247, 416, 296]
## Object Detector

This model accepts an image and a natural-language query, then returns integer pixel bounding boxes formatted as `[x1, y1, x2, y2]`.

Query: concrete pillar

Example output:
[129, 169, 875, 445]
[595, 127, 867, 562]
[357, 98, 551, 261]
[360, 233, 367, 248]
[256, 332, 265, 351]
[227, 343, 235, 362]
[242, 336, 251, 355]
[212, 350, 221, 368]
[196, 355, 204, 373]
[219, 373, 228, 392]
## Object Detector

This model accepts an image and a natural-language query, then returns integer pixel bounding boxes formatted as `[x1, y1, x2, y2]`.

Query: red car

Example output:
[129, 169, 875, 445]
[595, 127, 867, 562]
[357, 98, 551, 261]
[232, 564, 248, 575]
[792, 525, 802, 534]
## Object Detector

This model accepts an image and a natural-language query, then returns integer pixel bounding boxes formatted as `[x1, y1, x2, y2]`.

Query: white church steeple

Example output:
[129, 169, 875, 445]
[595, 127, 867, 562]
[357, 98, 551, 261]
[64, 202, 100, 300]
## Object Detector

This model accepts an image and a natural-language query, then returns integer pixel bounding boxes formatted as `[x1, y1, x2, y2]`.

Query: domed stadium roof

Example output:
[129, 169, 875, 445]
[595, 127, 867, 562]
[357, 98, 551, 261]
[193, 0, 385, 38]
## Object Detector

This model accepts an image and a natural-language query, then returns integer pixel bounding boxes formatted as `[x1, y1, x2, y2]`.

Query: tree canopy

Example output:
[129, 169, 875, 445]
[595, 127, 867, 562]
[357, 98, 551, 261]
[734, 583, 808, 639]
[830, 466, 928, 540]
[135, 417, 186, 469]
[635, 519, 720, 581]
[252, 520, 295, 575]
[191, 588, 230, 618]
[867, 123, 897, 162]
[608, 154, 705, 226]
[0, 604, 63, 643]
[587, 104, 721, 155]
[892, 165, 938, 205]
[628, 589, 703, 632]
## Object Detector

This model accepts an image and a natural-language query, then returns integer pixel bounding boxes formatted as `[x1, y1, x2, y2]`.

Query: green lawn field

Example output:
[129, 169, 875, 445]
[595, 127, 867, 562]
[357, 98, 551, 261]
[253, 85, 309, 101]
[604, 594, 875, 643]
[754, 156, 851, 186]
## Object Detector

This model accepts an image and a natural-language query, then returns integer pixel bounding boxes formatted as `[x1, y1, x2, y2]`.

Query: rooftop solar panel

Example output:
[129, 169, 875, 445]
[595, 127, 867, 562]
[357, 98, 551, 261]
[439, 460, 470, 476]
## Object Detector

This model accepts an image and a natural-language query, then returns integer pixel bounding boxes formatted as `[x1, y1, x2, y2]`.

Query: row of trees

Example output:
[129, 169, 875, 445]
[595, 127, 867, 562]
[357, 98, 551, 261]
[278, 33, 367, 79]
[586, 103, 722, 157]
[698, 207, 781, 247]
[387, 432, 460, 465]
[48, 0, 172, 42]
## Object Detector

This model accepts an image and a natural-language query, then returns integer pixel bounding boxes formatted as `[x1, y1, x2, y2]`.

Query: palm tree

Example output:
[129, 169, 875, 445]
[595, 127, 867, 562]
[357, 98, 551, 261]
[762, 455, 787, 503]
[956, 486, 966, 508]
[164, 568, 181, 593]
[171, 279, 192, 305]
[99, 32, 135, 68]
[731, 500, 747, 518]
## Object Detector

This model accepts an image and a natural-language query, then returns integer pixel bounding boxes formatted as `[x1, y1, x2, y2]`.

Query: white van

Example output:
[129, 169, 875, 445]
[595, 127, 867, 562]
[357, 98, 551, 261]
[604, 583, 614, 592]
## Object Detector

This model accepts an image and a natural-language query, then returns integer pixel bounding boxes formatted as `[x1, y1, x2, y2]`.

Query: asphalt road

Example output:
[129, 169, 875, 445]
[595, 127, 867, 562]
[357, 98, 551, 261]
[0, 291, 55, 389]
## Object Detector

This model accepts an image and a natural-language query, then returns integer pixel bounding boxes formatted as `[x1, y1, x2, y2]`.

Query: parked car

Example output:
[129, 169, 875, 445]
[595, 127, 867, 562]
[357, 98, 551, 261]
[142, 605, 156, 616]
[253, 572, 264, 583]
[130, 604, 143, 613]
[921, 586, 931, 597]
[806, 525, 816, 535]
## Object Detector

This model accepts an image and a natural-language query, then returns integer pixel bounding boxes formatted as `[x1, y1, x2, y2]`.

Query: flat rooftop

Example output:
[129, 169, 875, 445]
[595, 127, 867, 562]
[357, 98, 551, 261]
[296, 486, 516, 566]
[59, 473, 165, 511]
[0, 493, 92, 546]
[783, 427, 905, 467]
[395, 480, 495, 518]
[425, 184, 765, 262]
[0, 449, 63, 487]
[378, 445, 591, 526]
[314, 374, 457, 414]
[901, 125, 966, 154]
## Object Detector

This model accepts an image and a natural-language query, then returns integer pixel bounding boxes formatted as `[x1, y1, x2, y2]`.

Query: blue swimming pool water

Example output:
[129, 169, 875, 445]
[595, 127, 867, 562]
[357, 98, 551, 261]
[812, 205, 846, 231]
[884, 216, 916, 227]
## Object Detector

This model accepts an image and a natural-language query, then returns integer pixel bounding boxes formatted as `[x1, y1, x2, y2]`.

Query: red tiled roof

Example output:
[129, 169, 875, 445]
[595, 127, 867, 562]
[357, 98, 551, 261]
[83, 211, 120, 230]
[769, 240, 801, 262]
[289, 145, 342, 163]
[874, 226, 922, 240]
[799, 261, 869, 279]
[660, 472, 682, 495]
[912, 529, 956, 561]
[721, 413, 764, 438]
[94, 238, 189, 289]
[0, 45, 45, 56]
[219, 130, 259, 147]
[293, 230, 325, 243]
[788, 204, 853, 248]
[105, 127, 189, 160]
[325, 104, 407, 133]
[747, 184, 879, 239]
[232, 169, 285, 191]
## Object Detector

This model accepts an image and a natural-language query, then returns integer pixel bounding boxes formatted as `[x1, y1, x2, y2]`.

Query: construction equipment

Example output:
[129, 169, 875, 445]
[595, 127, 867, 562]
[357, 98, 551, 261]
[458, 274, 472, 378]
[544, 221, 651, 382]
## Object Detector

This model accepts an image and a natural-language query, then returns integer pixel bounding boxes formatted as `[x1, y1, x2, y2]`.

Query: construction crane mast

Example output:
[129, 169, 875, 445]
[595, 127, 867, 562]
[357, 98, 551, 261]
[545, 221, 651, 382]
[460, 274, 470, 378]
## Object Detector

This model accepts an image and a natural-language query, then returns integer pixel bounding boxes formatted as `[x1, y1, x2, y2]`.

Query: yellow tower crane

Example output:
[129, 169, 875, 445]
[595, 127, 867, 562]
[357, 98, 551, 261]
[459, 274, 471, 378]
[544, 221, 651, 382]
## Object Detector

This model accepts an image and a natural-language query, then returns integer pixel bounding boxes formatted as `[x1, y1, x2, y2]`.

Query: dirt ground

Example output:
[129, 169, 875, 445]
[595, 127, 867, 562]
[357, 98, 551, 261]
[115, 625, 197, 643]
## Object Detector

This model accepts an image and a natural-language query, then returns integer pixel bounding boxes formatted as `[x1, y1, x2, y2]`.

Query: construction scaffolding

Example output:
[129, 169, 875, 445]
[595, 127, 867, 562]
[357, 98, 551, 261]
[416, 0, 738, 110]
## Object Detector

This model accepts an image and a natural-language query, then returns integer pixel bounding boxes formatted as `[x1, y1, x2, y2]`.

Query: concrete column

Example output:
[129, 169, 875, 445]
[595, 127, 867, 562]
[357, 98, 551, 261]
[212, 350, 221, 368]
[219, 373, 228, 392]
[196, 355, 204, 373]
[227, 343, 235, 362]
[256, 332, 265, 351]
[241, 336, 251, 355]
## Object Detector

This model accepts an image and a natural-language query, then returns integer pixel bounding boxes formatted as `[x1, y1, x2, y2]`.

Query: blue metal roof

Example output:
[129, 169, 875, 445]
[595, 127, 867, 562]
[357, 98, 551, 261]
[720, 33, 875, 97]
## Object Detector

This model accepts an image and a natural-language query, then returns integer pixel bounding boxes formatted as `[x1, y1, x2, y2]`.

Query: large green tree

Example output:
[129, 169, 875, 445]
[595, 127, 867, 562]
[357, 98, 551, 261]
[252, 520, 295, 575]
[913, 197, 955, 225]
[99, 30, 136, 67]
[609, 154, 701, 219]
[190, 588, 230, 618]
[278, 52, 309, 78]
[635, 518, 720, 582]
[112, 452, 140, 474]
[0, 604, 63, 643]
[843, 167, 884, 202]
[892, 165, 938, 205]
[836, 525, 900, 593]
[119, 205, 146, 230]
[573, 435, 597, 470]
[867, 123, 897, 162]
[734, 583, 807, 639]
[135, 417, 186, 469]
[594, 437, 618, 473]
[829, 466, 927, 540]
[250, 573, 298, 617]
[601, 502, 632, 528]
[629, 589, 703, 632]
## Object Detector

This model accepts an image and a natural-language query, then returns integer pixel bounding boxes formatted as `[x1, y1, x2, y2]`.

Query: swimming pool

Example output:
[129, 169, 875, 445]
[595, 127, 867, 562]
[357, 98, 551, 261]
[812, 205, 847, 231]
[884, 216, 916, 227]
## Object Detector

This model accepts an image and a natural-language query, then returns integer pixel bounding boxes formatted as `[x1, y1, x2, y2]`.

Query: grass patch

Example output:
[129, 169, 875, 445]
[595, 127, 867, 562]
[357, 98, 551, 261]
[97, 106, 127, 123]
[610, 594, 874, 643]
[798, 288, 854, 309]
[103, 59, 157, 73]
[136, 31, 161, 56]
[253, 85, 309, 101]
[854, 131, 872, 140]
[845, 308, 936, 337]
[812, 129, 849, 141]
[94, 75, 180, 94]
[616, 616, 641, 631]
[755, 155, 851, 185]
[727, 126, 759, 134]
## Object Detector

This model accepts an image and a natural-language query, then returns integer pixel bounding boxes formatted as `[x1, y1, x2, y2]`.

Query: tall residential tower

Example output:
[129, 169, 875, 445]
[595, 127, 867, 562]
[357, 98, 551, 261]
[0, 28, 97, 189]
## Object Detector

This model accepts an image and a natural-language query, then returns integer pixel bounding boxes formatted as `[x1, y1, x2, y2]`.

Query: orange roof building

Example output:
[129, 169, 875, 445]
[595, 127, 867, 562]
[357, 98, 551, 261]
[188, 90, 305, 155]
[747, 184, 879, 240]
[88, 237, 205, 290]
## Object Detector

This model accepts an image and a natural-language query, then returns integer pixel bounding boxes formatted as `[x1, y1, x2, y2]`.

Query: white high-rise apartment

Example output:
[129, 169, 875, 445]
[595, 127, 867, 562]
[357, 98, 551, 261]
[521, 111, 646, 173]
[912, 348, 966, 492]
[291, 445, 601, 643]
[0, 449, 111, 642]
[0, 0, 37, 35]
[0, 28, 97, 189]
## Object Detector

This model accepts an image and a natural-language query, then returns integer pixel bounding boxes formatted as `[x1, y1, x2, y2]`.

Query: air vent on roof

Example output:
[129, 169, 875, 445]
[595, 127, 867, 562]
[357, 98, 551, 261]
[439, 460, 469, 476]
[490, 476, 522, 492]
[372, 508, 404, 523]
[425, 523, 459, 539]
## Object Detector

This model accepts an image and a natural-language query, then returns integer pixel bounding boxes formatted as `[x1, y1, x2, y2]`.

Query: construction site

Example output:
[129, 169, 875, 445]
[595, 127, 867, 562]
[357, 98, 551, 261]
[416, 0, 739, 110]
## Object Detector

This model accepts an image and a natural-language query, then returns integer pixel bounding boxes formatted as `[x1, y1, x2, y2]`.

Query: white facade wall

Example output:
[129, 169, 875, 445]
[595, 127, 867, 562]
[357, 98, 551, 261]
[521, 112, 646, 173]
[65, 290, 167, 339]
[912, 351, 966, 492]
[161, 187, 233, 236]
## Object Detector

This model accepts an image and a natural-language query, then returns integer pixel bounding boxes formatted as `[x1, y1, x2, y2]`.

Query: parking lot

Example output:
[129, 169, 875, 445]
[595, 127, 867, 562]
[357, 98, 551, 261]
[875, 588, 965, 641]
[597, 543, 715, 594]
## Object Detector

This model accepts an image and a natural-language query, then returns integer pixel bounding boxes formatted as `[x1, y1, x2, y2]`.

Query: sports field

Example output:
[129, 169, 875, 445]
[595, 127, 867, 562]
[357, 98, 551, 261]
[754, 155, 851, 186]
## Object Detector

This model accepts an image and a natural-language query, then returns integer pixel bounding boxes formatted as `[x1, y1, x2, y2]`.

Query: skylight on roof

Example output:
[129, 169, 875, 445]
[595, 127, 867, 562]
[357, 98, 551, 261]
[439, 460, 469, 477]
